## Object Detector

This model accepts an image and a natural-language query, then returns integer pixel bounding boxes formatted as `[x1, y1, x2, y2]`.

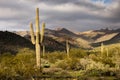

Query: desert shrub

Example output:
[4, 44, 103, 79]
[82, 46, 120, 77]
[80, 58, 118, 76]
[90, 55, 115, 67]
[100, 57, 115, 67]
[101, 70, 117, 76]
[80, 58, 111, 70]
[84, 69, 116, 76]
[44, 51, 66, 63]
[70, 48, 87, 58]
[16, 49, 35, 65]
[42, 67, 63, 76]
[80, 58, 103, 70]
[89, 54, 97, 60]
[14, 48, 36, 76]
[84, 69, 103, 76]
[0, 48, 37, 79]
[0, 52, 14, 62]
[56, 58, 82, 70]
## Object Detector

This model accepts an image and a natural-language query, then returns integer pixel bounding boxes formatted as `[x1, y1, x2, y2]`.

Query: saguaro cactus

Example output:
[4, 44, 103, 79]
[30, 22, 40, 68]
[30, 23, 35, 44]
[101, 43, 104, 56]
[30, 8, 45, 69]
[106, 48, 109, 57]
[35, 8, 41, 69]
[41, 22, 45, 43]
[66, 40, 70, 58]
[42, 45, 45, 57]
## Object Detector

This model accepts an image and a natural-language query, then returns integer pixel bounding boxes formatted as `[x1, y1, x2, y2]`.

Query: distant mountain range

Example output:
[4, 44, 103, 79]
[0, 28, 120, 54]
[13, 28, 120, 49]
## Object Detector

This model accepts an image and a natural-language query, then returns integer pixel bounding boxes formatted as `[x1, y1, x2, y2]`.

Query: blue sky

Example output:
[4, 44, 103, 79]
[91, 0, 112, 4]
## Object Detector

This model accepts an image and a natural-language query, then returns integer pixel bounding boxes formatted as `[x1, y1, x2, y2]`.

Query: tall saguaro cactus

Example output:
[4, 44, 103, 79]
[35, 8, 41, 69]
[30, 8, 45, 70]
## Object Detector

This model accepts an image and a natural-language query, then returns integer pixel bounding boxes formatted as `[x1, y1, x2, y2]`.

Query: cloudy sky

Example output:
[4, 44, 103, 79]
[0, 0, 120, 31]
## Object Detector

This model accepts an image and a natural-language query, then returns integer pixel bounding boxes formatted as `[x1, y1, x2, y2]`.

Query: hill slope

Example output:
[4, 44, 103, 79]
[15, 28, 91, 49]
[0, 31, 66, 54]
[89, 29, 120, 46]
[14, 28, 120, 49]
[0, 31, 34, 54]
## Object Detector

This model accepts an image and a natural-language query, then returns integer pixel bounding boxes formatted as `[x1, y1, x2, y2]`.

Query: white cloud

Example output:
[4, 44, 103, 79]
[0, 0, 119, 31]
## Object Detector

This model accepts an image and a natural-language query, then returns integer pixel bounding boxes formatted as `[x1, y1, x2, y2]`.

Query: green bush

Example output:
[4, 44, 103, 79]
[85, 69, 103, 76]
[85, 69, 117, 77]
[0, 48, 37, 79]
[44, 51, 66, 63]
[56, 58, 82, 70]
[70, 48, 87, 58]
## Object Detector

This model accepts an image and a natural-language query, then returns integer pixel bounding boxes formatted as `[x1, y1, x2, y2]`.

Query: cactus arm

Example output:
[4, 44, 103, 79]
[30, 22, 35, 44]
[41, 22, 45, 43]
[36, 8, 40, 34]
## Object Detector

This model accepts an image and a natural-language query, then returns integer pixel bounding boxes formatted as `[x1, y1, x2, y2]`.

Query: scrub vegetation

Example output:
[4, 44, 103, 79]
[0, 46, 120, 80]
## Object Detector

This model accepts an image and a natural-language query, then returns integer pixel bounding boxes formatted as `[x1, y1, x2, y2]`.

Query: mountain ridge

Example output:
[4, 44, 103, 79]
[13, 28, 120, 48]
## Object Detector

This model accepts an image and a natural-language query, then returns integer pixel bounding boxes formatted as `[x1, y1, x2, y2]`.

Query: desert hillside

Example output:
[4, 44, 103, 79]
[0, 31, 67, 54]
[0, 31, 33, 54]
[14, 28, 120, 48]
